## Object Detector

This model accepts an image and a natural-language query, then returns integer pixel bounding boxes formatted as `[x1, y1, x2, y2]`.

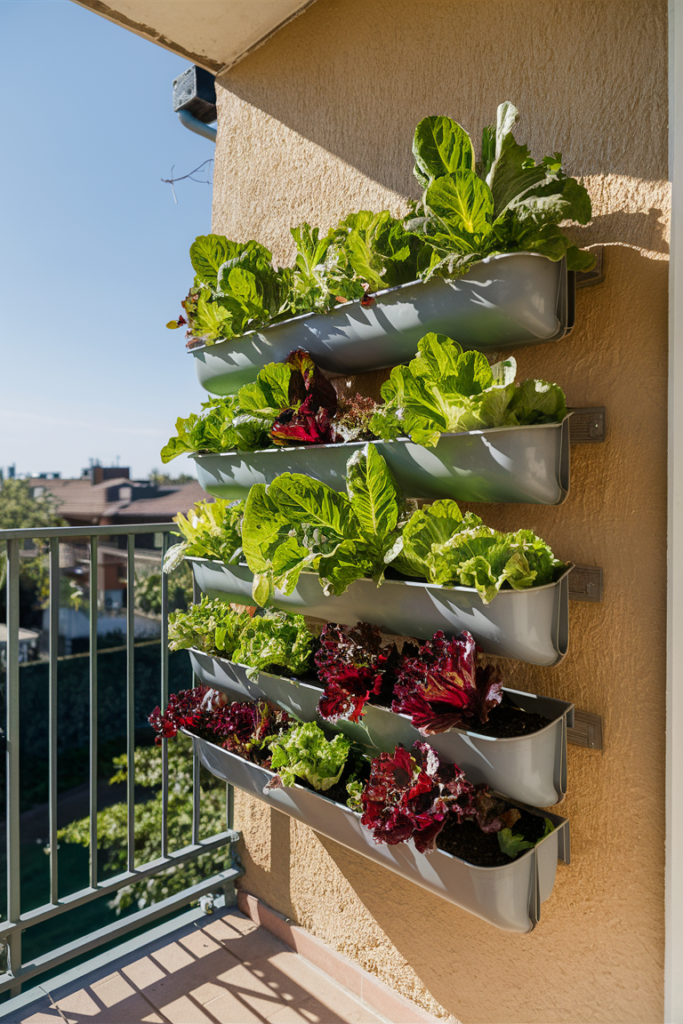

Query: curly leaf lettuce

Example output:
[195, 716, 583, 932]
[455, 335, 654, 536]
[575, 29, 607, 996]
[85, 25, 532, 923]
[268, 721, 352, 791]
[370, 333, 567, 447]
[163, 498, 244, 569]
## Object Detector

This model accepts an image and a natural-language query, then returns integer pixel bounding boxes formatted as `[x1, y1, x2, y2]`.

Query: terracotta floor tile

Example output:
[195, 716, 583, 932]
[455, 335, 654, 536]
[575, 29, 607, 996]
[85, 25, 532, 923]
[179, 929, 224, 959]
[206, 960, 290, 1018]
[49, 988, 101, 1016]
[213, 911, 259, 935]
[208, 922, 290, 964]
[249, 953, 380, 1024]
[121, 955, 167, 990]
[90, 972, 136, 1006]
[202, 989, 272, 1023]
[21, 1015, 75, 1024]
[149, 940, 197, 974]
[142, 948, 243, 1011]
[153, 995, 214, 1024]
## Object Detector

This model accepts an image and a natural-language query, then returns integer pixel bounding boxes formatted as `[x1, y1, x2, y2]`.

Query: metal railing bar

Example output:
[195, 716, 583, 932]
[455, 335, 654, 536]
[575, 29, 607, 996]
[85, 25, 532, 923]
[126, 536, 135, 873]
[5, 540, 22, 995]
[0, 829, 239, 934]
[48, 539, 59, 906]
[191, 574, 201, 847]
[0, 524, 178, 541]
[160, 534, 169, 860]
[0, 867, 243, 995]
[89, 538, 98, 890]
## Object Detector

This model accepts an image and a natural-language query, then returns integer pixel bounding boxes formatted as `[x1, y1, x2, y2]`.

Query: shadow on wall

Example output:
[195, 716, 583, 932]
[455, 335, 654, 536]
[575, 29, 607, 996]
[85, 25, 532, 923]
[216, 0, 668, 199]
[236, 806, 295, 920]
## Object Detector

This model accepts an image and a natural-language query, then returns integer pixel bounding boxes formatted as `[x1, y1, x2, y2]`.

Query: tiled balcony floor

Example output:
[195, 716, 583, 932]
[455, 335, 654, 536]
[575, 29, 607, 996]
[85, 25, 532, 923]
[17, 909, 385, 1024]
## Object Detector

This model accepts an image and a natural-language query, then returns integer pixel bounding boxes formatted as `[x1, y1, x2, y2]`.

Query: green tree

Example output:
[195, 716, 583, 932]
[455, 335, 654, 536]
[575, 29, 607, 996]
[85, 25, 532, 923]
[57, 735, 234, 912]
[0, 479, 65, 618]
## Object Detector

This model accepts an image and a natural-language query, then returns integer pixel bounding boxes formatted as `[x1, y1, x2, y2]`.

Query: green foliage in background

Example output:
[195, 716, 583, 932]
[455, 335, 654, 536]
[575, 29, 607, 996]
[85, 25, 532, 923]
[57, 734, 232, 914]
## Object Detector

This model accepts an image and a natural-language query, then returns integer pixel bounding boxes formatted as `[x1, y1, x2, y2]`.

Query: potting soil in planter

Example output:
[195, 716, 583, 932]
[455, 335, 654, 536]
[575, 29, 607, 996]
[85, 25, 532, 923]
[437, 810, 548, 868]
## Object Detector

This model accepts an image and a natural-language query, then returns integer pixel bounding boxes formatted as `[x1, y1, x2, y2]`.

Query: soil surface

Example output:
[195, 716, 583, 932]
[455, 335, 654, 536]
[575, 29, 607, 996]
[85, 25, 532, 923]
[437, 808, 548, 867]
[465, 693, 551, 738]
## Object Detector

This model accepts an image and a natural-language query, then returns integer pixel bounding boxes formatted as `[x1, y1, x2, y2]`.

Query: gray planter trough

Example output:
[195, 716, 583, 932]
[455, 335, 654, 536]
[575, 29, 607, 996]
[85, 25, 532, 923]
[188, 558, 571, 667]
[189, 649, 574, 806]
[187, 731, 570, 933]
[192, 417, 571, 505]
[191, 253, 572, 395]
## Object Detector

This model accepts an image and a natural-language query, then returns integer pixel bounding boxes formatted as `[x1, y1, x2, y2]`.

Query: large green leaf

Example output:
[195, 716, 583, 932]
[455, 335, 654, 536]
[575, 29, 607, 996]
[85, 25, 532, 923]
[190, 235, 237, 289]
[346, 443, 401, 540]
[425, 171, 494, 238]
[413, 116, 475, 187]
[267, 474, 355, 539]
[508, 379, 568, 424]
[396, 500, 468, 579]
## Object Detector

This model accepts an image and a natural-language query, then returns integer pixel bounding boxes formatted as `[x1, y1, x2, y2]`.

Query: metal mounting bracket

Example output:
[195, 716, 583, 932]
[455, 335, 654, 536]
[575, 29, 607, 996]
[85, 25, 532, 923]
[567, 710, 603, 750]
[569, 565, 603, 602]
[575, 246, 605, 288]
[569, 407, 606, 443]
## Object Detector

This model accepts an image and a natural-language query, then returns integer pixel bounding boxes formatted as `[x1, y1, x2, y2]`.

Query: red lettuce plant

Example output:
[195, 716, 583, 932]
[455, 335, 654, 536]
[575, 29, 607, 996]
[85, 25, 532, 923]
[270, 349, 339, 446]
[314, 622, 405, 723]
[360, 742, 516, 853]
[392, 630, 503, 734]
[149, 690, 289, 763]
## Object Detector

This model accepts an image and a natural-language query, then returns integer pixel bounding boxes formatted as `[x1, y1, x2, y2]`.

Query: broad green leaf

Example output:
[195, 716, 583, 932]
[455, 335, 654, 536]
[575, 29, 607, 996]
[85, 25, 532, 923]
[396, 500, 467, 579]
[193, 292, 233, 341]
[498, 828, 535, 858]
[473, 382, 518, 427]
[268, 474, 355, 539]
[426, 171, 494, 238]
[160, 436, 192, 464]
[413, 116, 475, 187]
[508, 378, 568, 424]
[346, 443, 400, 540]
[566, 245, 597, 272]
[190, 235, 235, 289]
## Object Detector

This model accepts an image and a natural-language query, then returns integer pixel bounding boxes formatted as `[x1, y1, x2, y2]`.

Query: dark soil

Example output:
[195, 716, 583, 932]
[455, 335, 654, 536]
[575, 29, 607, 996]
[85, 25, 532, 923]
[437, 808, 548, 867]
[465, 692, 551, 739]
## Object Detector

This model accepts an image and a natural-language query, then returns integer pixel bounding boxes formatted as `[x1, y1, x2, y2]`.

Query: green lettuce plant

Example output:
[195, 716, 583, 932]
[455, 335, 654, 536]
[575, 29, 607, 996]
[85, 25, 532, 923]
[410, 102, 594, 279]
[163, 498, 244, 571]
[268, 721, 353, 791]
[167, 104, 593, 346]
[168, 596, 315, 677]
[242, 445, 565, 605]
[370, 333, 567, 446]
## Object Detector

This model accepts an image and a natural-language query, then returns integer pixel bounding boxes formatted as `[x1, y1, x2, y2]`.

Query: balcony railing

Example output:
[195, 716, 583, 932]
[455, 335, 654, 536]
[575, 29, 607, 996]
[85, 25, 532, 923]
[0, 523, 241, 997]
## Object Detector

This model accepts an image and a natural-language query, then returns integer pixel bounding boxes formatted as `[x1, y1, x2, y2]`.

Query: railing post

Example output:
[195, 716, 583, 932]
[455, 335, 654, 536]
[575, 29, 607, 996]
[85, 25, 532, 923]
[89, 538, 98, 889]
[161, 534, 169, 859]
[6, 540, 22, 995]
[126, 535, 135, 871]
[48, 539, 59, 906]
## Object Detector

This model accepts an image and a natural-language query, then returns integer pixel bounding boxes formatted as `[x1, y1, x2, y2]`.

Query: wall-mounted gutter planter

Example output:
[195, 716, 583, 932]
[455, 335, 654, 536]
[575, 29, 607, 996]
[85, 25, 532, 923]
[187, 731, 570, 933]
[188, 558, 571, 666]
[193, 416, 571, 505]
[191, 253, 573, 396]
[188, 649, 574, 806]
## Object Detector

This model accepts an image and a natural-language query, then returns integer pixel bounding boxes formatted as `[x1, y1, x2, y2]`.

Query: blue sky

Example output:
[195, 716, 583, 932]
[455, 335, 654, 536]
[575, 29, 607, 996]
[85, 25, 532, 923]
[0, 0, 214, 480]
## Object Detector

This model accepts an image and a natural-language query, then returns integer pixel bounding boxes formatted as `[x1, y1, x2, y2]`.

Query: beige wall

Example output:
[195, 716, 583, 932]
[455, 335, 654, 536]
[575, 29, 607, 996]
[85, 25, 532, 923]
[211, 3, 670, 1021]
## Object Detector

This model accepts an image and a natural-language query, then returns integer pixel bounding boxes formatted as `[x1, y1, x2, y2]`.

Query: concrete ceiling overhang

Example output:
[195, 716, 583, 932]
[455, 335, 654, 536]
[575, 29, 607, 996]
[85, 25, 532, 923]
[72, 0, 316, 73]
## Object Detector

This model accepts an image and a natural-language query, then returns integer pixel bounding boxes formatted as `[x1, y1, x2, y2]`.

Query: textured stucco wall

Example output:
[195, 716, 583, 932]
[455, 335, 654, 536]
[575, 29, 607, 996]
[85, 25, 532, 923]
[211, 2, 670, 1021]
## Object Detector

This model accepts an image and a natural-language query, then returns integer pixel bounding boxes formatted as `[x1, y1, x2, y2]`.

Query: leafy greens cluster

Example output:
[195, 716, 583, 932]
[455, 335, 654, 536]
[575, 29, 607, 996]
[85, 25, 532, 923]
[370, 333, 567, 447]
[161, 350, 375, 463]
[162, 498, 244, 571]
[162, 336, 567, 462]
[168, 103, 593, 346]
[241, 444, 565, 605]
[312, 622, 503, 734]
[149, 691, 550, 859]
[168, 595, 316, 678]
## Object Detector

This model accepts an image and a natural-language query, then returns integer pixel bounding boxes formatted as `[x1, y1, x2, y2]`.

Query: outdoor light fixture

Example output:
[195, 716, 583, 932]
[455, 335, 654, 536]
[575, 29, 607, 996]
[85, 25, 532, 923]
[173, 66, 217, 141]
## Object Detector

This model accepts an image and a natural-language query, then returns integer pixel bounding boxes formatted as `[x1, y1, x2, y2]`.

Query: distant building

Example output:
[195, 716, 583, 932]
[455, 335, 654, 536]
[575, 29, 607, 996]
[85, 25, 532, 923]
[27, 466, 210, 613]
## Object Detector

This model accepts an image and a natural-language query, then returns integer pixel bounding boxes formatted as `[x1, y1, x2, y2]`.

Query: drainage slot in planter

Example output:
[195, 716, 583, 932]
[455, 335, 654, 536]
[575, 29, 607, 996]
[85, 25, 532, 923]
[193, 416, 571, 505]
[188, 649, 573, 807]
[187, 558, 571, 667]
[187, 731, 569, 933]
[192, 253, 572, 396]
